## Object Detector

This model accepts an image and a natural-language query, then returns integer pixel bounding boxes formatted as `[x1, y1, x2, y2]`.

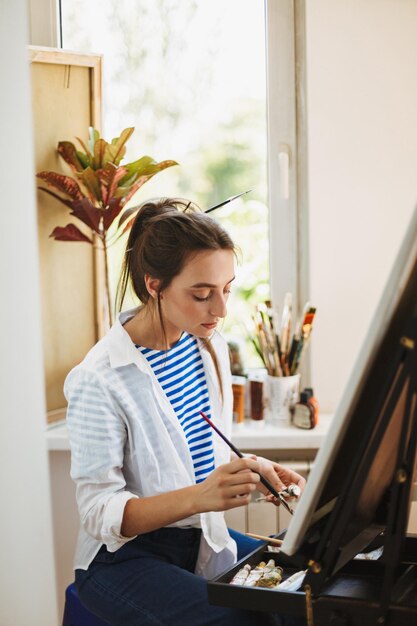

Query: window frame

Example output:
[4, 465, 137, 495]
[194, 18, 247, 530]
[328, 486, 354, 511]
[28, 0, 61, 47]
[266, 0, 310, 380]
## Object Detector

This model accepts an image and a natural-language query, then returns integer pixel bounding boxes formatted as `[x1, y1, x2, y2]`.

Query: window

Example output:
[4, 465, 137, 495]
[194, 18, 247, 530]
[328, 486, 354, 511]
[61, 0, 272, 367]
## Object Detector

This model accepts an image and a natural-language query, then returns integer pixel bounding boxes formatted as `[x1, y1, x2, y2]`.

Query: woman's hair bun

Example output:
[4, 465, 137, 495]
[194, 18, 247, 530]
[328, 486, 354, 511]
[116, 196, 234, 311]
[130, 197, 200, 236]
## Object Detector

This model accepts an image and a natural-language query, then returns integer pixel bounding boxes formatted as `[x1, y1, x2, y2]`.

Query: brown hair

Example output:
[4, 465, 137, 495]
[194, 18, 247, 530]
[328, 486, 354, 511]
[116, 197, 236, 398]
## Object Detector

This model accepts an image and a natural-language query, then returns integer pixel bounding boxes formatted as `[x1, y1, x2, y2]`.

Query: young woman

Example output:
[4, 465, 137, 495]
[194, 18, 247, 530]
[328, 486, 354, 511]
[66, 198, 306, 625]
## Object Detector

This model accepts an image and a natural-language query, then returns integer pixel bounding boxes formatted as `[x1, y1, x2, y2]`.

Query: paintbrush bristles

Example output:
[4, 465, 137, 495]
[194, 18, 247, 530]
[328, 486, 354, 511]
[253, 308, 282, 377]
[253, 297, 316, 377]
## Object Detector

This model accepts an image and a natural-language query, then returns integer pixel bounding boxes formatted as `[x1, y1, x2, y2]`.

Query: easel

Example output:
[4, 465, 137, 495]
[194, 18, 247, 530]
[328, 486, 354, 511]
[302, 312, 417, 625]
[209, 214, 417, 625]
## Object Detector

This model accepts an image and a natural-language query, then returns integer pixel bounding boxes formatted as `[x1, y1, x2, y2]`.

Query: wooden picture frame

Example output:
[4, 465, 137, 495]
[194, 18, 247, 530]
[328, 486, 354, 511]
[29, 46, 105, 424]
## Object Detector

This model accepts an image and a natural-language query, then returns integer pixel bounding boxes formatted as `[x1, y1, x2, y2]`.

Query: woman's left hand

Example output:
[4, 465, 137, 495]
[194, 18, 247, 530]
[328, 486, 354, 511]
[252, 455, 306, 505]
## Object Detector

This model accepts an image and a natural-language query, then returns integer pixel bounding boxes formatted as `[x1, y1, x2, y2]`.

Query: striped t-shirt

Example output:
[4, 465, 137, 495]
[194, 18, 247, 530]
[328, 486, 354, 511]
[136, 333, 215, 483]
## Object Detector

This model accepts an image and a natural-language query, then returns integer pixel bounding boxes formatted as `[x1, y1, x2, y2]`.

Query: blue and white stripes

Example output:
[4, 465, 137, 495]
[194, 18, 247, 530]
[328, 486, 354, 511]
[137, 333, 215, 483]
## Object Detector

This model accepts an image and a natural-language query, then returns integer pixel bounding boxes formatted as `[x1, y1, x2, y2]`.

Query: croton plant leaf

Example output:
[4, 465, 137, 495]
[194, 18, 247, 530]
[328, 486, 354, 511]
[87, 127, 100, 155]
[37, 186, 75, 209]
[96, 163, 128, 207]
[75, 136, 93, 164]
[103, 197, 124, 231]
[57, 141, 85, 173]
[37, 127, 178, 245]
[116, 215, 137, 242]
[92, 138, 107, 171]
[77, 166, 102, 203]
[115, 176, 150, 204]
[69, 198, 103, 233]
[118, 205, 140, 229]
[50, 223, 93, 243]
[119, 157, 178, 187]
[105, 127, 134, 166]
[37, 171, 85, 201]
[115, 160, 178, 202]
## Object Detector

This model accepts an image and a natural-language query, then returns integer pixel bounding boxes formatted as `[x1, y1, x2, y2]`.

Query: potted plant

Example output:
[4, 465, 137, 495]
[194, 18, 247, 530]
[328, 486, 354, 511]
[37, 126, 177, 327]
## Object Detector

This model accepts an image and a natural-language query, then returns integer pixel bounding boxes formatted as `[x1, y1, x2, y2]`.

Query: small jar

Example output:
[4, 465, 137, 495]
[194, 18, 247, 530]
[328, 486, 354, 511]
[231, 375, 246, 425]
[293, 390, 316, 429]
[250, 379, 264, 421]
[304, 387, 319, 426]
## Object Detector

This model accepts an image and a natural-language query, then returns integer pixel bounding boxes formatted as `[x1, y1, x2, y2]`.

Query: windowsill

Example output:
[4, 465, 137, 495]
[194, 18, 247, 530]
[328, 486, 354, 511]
[46, 413, 333, 452]
[232, 413, 333, 450]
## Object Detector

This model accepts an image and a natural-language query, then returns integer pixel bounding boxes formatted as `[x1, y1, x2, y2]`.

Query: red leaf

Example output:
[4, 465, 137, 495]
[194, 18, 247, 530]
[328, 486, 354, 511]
[37, 171, 85, 201]
[119, 175, 149, 205]
[70, 198, 103, 233]
[96, 163, 128, 206]
[103, 197, 124, 231]
[119, 217, 136, 238]
[49, 224, 93, 243]
[110, 214, 137, 246]
[57, 141, 84, 172]
[118, 205, 140, 229]
[38, 187, 74, 209]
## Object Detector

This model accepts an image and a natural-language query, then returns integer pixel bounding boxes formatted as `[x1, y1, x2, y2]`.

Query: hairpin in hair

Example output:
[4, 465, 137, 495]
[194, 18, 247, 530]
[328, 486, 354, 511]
[204, 190, 251, 214]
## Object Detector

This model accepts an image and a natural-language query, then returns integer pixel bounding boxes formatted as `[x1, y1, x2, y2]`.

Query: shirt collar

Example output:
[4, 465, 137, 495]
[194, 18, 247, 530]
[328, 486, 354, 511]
[106, 306, 219, 370]
[107, 306, 148, 369]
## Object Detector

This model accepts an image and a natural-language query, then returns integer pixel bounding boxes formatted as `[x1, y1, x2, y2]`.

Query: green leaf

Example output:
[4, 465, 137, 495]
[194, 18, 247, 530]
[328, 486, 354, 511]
[75, 137, 93, 164]
[118, 156, 153, 186]
[114, 177, 148, 203]
[76, 151, 90, 169]
[105, 127, 135, 165]
[49, 223, 93, 244]
[88, 127, 100, 155]
[36, 171, 85, 201]
[93, 138, 108, 170]
[119, 157, 178, 187]
[77, 167, 102, 203]
[114, 159, 178, 203]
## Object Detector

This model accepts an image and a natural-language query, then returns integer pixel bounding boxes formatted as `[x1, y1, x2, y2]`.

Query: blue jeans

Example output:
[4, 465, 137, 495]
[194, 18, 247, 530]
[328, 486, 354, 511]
[75, 527, 305, 626]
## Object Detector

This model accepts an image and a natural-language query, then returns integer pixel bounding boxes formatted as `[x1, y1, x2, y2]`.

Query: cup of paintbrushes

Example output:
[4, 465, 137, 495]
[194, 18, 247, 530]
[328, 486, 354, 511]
[264, 373, 300, 426]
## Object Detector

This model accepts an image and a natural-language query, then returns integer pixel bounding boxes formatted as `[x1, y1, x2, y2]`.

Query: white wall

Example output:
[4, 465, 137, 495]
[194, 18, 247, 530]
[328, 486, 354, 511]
[306, 0, 417, 411]
[0, 1, 58, 624]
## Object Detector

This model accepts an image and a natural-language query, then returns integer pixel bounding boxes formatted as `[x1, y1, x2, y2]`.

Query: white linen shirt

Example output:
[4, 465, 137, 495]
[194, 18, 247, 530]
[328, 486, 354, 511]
[65, 308, 237, 579]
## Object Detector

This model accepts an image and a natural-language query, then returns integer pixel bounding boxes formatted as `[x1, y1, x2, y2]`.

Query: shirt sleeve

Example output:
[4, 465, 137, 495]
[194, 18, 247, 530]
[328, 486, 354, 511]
[65, 367, 139, 552]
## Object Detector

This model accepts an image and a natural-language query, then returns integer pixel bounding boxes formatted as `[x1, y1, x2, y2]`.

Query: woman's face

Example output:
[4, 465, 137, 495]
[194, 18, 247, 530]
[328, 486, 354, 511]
[158, 248, 235, 344]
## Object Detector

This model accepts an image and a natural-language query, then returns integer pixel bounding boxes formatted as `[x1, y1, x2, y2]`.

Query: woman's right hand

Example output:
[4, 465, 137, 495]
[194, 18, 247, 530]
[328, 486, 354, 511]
[194, 457, 261, 513]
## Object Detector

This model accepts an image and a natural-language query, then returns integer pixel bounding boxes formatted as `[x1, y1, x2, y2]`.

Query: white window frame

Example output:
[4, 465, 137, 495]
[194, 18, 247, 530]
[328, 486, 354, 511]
[266, 0, 309, 380]
[28, 0, 60, 47]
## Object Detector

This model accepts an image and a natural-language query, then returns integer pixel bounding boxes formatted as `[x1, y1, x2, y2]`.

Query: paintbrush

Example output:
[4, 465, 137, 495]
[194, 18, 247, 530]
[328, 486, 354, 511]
[204, 190, 251, 214]
[245, 532, 283, 546]
[199, 411, 293, 515]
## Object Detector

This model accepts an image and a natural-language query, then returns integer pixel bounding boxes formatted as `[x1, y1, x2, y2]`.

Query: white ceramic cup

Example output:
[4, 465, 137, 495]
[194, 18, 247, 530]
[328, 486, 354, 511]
[264, 374, 300, 425]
